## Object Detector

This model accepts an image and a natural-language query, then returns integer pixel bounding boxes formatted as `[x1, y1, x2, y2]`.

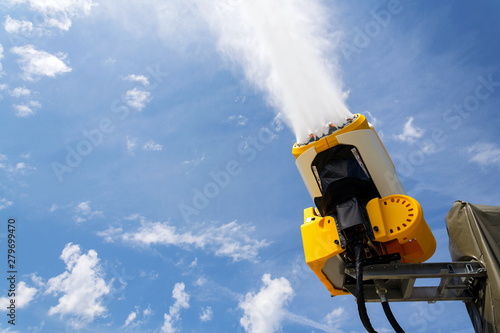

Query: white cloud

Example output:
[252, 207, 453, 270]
[0, 281, 38, 310]
[194, 276, 207, 286]
[127, 137, 163, 153]
[395, 117, 424, 143]
[126, 136, 138, 154]
[17, 281, 38, 307]
[125, 74, 149, 86]
[0, 327, 19, 333]
[96, 226, 122, 243]
[139, 270, 159, 280]
[10, 87, 31, 97]
[73, 201, 103, 223]
[324, 307, 345, 328]
[44, 243, 111, 329]
[121, 305, 153, 329]
[0, 43, 4, 74]
[200, 306, 213, 322]
[182, 154, 205, 167]
[143, 306, 153, 317]
[13, 100, 41, 117]
[0, 198, 13, 210]
[111, 220, 204, 245]
[0, 156, 36, 175]
[28, 0, 98, 31]
[228, 114, 249, 126]
[206, 222, 269, 261]
[2, 0, 28, 7]
[13, 104, 35, 117]
[29, 0, 96, 16]
[283, 311, 341, 333]
[239, 274, 294, 333]
[98, 217, 269, 262]
[466, 142, 500, 167]
[124, 88, 151, 111]
[4, 15, 34, 34]
[11, 45, 72, 81]
[13, 161, 36, 174]
[29, 273, 45, 288]
[122, 311, 137, 328]
[143, 140, 163, 151]
[161, 282, 190, 333]
[364, 111, 379, 127]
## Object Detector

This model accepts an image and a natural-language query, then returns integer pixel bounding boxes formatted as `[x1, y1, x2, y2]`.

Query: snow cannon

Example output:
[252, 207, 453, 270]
[292, 114, 436, 298]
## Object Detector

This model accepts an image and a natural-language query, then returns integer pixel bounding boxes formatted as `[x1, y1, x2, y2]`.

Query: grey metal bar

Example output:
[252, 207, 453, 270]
[343, 261, 486, 303]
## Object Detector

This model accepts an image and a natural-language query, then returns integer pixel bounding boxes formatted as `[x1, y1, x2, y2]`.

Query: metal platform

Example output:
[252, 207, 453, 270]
[344, 261, 487, 302]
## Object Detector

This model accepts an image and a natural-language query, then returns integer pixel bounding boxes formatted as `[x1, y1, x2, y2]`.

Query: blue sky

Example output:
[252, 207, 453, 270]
[0, 0, 499, 332]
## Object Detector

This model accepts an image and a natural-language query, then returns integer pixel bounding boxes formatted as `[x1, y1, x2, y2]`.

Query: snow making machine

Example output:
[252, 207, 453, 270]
[292, 114, 490, 332]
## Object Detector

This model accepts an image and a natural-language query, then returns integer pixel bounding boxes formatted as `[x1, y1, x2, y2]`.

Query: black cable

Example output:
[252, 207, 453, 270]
[381, 301, 405, 333]
[353, 244, 378, 333]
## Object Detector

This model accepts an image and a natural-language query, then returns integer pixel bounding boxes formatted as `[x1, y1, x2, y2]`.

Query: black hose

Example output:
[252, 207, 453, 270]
[354, 244, 378, 333]
[381, 301, 405, 333]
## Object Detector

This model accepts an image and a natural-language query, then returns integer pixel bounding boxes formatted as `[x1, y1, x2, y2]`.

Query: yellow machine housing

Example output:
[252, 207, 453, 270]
[293, 114, 436, 296]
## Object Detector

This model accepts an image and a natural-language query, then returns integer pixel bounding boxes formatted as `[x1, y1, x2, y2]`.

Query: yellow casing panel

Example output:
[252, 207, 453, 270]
[292, 114, 370, 159]
[301, 207, 349, 296]
[367, 194, 436, 263]
[301, 194, 436, 295]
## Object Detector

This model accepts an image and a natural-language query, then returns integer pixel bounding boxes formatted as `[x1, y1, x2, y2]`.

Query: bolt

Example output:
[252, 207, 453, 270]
[334, 240, 340, 245]
[373, 226, 379, 232]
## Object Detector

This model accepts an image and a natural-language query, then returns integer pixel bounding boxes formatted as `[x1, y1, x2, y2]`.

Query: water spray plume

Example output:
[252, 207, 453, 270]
[198, 0, 353, 144]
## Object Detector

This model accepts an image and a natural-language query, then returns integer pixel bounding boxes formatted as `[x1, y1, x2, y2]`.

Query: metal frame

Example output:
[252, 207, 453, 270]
[344, 262, 486, 302]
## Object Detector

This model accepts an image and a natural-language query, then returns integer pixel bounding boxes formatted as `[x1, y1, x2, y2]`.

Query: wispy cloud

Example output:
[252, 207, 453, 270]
[0, 198, 13, 210]
[239, 274, 294, 333]
[126, 137, 163, 154]
[182, 155, 205, 166]
[126, 136, 139, 154]
[28, 0, 98, 32]
[9, 86, 31, 97]
[97, 217, 269, 262]
[143, 140, 163, 151]
[13, 100, 41, 117]
[122, 311, 137, 328]
[161, 282, 190, 333]
[194, 276, 207, 287]
[394, 117, 424, 143]
[124, 88, 151, 111]
[4, 15, 34, 34]
[0, 43, 4, 74]
[73, 201, 103, 223]
[324, 307, 345, 327]
[228, 114, 249, 126]
[284, 310, 344, 333]
[44, 243, 111, 329]
[125, 74, 149, 86]
[0, 155, 37, 175]
[122, 305, 153, 329]
[11, 45, 71, 81]
[200, 306, 213, 322]
[466, 142, 500, 168]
